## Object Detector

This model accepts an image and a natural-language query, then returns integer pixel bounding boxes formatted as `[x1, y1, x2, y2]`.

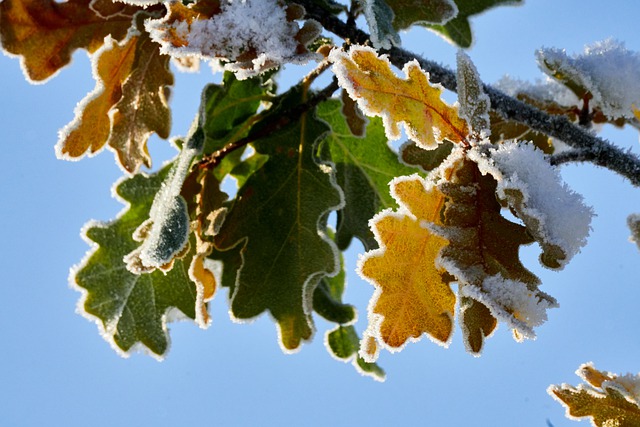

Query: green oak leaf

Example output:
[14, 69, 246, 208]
[202, 71, 271, 155]
[400, 140, 454, 173]
[317, 99, 417, 251]
[313, 232, 355, 325]
[214, 86, 343, 352]
[327, 326, 386, 381]
[73, 165, 203, 357]
[387, 0, 457, 30]
[361, 0, 401, 50]
[426, 0, 523, 48]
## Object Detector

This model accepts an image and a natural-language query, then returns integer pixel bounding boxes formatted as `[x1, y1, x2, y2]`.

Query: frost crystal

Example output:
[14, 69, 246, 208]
[146, 0, 314, 79]
[537, 39, 640, 119]
[462, 275, 556, 339]
[495, 75, 579, 108]
[469, 142, 593, 269]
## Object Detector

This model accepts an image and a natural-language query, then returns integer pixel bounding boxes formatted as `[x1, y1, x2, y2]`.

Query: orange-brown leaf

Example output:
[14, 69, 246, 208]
[358, 174, 455, 351]
[56, 16, 173, 173]
[330, 46, 468, 149]
[550, 363, 640, 427]
[0, 0, 139, 82]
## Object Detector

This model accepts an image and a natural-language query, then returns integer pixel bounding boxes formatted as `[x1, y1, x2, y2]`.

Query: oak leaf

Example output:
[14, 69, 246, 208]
[426, 0, 523, 48]
[358, 174, 455, 353]
[73, 164, 211, 357]
[0, 0, 139, 82]
[433, 151, 556, 344]
[550, 363, 640, 427]
[56, 16, 173, 173]
[213, 86, 343, 352]
[330, 46, 468, 149]
[317, 99, 418, 251]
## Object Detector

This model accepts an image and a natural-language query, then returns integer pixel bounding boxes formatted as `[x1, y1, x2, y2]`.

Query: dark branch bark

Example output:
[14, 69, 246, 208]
[298, 0, 640, 187]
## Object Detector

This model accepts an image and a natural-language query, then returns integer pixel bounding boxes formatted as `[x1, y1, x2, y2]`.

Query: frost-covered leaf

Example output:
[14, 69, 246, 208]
[56, 15, 173, 173]
[330, 45, 468, 149]
[399, 140, 454, 172]
[125, 126, 203, 271]
[537, 39, 640, 120]
[550, 363, 640, 427]
[426, 0, 522, 48]
[456, 50, 490, 135]
[469, 142, 593, 269]
[628, 214, 640, 252]
[488, 112, 553, 154]
[213, 86, 343, 352]
[433, 150, 556, 343]
[317, 99, 418, 251]
[358, 174, 455, 354]
[360, 0, 401, 50]
[313, 271, 355, 325]
[458, 294, 496, 354]
[73, 165, 208, 357]
[0, 0, 139, 82]
[145, 0, 319, 79]
[201, 72, 272, 156]
[340, 89, 367, 137]
[386, 0, 457, 30]
[326, 326, 386, 381]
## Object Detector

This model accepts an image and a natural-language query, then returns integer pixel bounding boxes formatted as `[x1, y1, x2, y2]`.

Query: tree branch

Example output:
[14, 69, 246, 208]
[197, 77, 339, 170]
[299, 0, 640, 187]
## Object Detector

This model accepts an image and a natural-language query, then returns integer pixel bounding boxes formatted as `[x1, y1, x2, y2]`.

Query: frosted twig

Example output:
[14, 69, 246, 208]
[297, 0, 640, 187]
[197, 77, 339, 170]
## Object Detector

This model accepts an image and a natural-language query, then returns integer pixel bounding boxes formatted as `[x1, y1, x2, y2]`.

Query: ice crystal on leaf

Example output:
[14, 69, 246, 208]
[550, 363, 640, 426]
[145, 0, 319, 79]
[537, 39, 640, 119]
[469, 141, 593, 269]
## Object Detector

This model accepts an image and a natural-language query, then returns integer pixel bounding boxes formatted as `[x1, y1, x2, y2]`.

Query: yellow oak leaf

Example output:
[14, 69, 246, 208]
[0, 0, 140, 82]
[358, 174, 456, 353]
[550, 363, 640, 427]
[56, 15, 173, 173]
[330, 45, 469, 149]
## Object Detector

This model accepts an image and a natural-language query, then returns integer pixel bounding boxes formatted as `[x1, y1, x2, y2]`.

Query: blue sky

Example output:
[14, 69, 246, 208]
[2, 1, 640, 426]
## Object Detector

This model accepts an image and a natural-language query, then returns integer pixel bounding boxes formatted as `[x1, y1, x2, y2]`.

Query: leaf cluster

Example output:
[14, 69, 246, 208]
[3, 0, 640, 423]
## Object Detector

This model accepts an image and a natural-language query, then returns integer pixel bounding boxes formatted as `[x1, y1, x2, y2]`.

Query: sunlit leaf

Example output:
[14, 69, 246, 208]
[317, 99, 418, 251]
[214, 86, 343, 352]
[550, 363, 640, 427]
[330, 45, 468, 149]
[56, 15, 173, 173]
[358, 174, 455, 353]
[0, 0, 140, 82]
[426, 0, 523, 48]
[73, 165, 208, 357]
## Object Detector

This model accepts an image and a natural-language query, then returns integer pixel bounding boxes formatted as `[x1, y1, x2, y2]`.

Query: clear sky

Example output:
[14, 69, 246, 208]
[2, 1, 640, 426]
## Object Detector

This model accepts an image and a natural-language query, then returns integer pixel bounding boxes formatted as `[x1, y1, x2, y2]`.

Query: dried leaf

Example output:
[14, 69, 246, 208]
[550, 363, 640, 427]
[330, 45, 468, 149]
[0, 0, 139, 82]
[56, 15, 173, 173]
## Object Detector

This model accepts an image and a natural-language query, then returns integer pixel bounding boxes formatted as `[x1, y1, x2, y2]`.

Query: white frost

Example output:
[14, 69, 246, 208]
[146, 0, 314, 79]
[469, 141, 593, 269]
[461, 275, 557, 340]
[537, 39, 640, 119]
[495, 75, 579, 109]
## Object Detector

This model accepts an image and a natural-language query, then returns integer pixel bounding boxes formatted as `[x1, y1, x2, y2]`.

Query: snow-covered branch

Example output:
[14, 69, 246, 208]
[297, 0, 640, 187]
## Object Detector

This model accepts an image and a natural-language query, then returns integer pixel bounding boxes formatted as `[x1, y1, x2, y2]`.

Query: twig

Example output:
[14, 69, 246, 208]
[297, 0, 640, 187]
[197, 78, 340, 170]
